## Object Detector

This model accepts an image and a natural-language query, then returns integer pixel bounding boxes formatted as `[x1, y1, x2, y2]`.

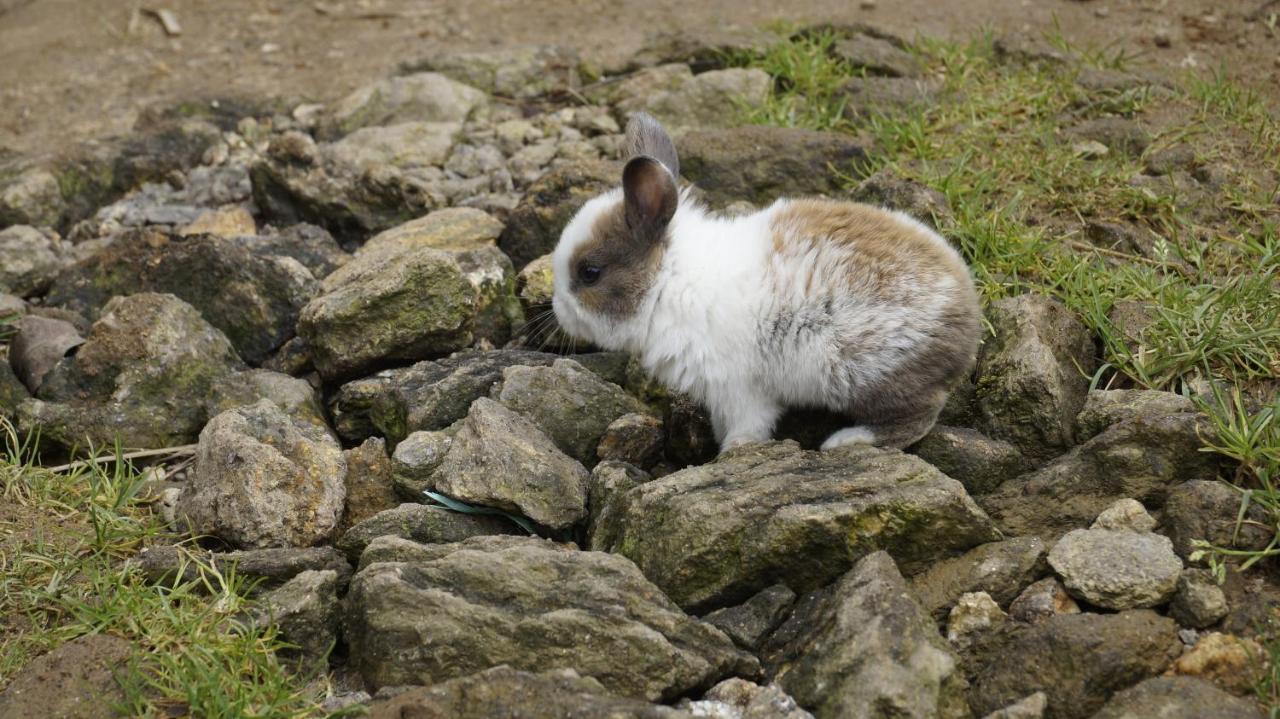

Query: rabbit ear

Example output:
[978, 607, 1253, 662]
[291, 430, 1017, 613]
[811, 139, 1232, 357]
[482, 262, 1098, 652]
[625, 112, 679, 179]
[623, 156, 678, 241]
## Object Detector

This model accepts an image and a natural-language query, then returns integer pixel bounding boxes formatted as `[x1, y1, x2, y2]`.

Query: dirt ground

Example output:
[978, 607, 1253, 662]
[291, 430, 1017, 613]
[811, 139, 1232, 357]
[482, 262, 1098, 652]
[0, 0, 1277, 154]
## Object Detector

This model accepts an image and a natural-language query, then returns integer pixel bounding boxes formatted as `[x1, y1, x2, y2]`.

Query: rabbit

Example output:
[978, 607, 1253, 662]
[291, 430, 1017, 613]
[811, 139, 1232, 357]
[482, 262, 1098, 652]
[551, 112, 981, 453]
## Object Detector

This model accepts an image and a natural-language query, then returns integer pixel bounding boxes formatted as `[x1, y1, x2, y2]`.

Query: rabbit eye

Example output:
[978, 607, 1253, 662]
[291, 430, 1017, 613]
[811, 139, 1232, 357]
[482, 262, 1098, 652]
[578, 264, 603, 286]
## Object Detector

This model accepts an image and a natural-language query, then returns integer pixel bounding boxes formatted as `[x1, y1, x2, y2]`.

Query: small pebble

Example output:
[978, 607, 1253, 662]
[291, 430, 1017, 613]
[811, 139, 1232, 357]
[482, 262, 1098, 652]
[1154, 28, 1173, 48]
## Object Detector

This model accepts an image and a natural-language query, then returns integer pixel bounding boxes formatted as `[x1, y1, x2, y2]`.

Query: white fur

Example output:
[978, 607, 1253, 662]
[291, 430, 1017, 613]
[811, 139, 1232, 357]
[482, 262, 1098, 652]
[552, 193, 967, 451]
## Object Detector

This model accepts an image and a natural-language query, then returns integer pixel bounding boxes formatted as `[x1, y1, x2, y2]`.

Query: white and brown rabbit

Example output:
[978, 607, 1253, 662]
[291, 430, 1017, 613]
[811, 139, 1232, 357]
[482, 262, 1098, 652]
[551, 113, 981, 453]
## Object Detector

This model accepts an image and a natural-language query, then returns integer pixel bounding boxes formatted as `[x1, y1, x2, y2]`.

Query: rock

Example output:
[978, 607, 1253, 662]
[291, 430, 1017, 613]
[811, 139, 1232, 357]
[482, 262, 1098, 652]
[8, 315, 84, 393]
[432, 398, 590, 531]
[364, 666, 691, 719]
[405, 46, 582, 99]
[335, 503, 514, 561]
[494, 359, 651, 465]
[586, 460, 651, 539]
[322, 72, 488, 138]
[762, 552, 969, 719]
[910, 425, 1027, 496]
[0, 634, 133, 719]
[980, 692, 1047, 719]
[685, 678, 814, 719]
[178, 205, 256, 237]
[596, 413, 665, 469]
[849, 169, 953, 229]
[254, 569, 340, 665]
[1169, 569, 1229, 629]
[993, 33, 1073, 65]
[20, 293, 240, 448]
[134, 545, 352, 591]
[909, 537, 1046, 620]
[1047, 528, 1182, 610]
[966, 610, 1182, 719]
[1091, 676, 1264, 719]
[594, 441, 999, 612]
[947, 591, 1007, 644]
[702, 585, 797, 651]
[619, 26, 780, 73]
[1167, 632, 1265, 696]
[979, 413, 1220, 538]
[0, 224, 65, 297]
[0, 162, 64, 230]
[613, 66, 772, 130]
[975, 294, 1094, 462]
[1007, 578, 1079, 624]
[1064, 117, 1151, 156]
[1162, 480, 1272, 561]
[231, 223, 348, 279]
[833, 32, 922, 77]
[298, 209, 519, 380]
[206, 369, 327, 428]
[177, 400, 346, 549]
[340, 437, 399, 531]
[1144, 144, 1197, 176]
[389, 429, 455, 499]
[663, 393, 718, 467]
[0, 362, 27, 421]
[344, 535, 756, 700]
[840, 76, 941, 120]
[678, 126, 870, 208]
[1075, 389, 1196, 440]
[46, 229, 317, 364]
[1091, 498, 1157, 532]
[498, 159, 620, 269]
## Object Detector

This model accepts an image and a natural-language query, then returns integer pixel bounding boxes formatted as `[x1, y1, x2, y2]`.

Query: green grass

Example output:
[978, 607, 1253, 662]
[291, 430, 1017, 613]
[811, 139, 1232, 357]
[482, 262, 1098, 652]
[0, 420, 345, 718]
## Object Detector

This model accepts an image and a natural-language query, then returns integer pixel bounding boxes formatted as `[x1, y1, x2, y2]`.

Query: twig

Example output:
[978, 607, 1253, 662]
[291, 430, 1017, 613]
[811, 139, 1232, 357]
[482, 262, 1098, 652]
[47, 444, 197, 473]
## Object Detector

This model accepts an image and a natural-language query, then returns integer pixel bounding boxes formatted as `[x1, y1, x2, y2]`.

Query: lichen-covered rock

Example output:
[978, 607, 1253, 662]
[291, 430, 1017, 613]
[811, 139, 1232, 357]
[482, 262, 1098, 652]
[909, 537, 1046, 620]
[593, 441, 1000, 612]
[975, 295, 1094, 462]
[762, 552, 969, 719]
[1091, 498, 1157, 532]
[498, 159, 620, 269]
[597, 413, 665, 469]
[389, 428, 455, 499]
[253, 569, 340, 665]
[20, 293, 240, 448]
[1091, 677, 1264, 719]
[1167, 631, 1265, 696]
[612, 66, 771, 130]
[322, 72, 488, 138]
[494, 359, 652, 465]
[911, 425, 1028, 496]
[1047, 528, 1182, 610]
[340, 437, 399, 531]
[335, 503, 514, 561]
[1161, 480, 1271, 561]
[678, 126, 870, 208]
[850, 169, 953, 229]
[134, 545, 352, 592]
[702, 584, 796, 652]
[966, 610, 1182, 719]
[0, 224, 65, 297]
[177, 400, 346, 549]
[178, 205, 256, 237]
[1075, 389, 1195, 440]
[404, 46, 581, 99]
[298, 209, 520, 380]
[587, 461, 652, 539]
[344, 535, 756, 700]
[432, 398, 590, 531]
[206, 369, 327, 428]
[980, 412, 1222, 538]
[1169, 569, 1229, 629]
[364, 666, 691, 719]
[0, 362, 28, 422]
[46, 229, 317, 363]
[947, 591, 1007, 644]
[1007, 578, 1079, 624]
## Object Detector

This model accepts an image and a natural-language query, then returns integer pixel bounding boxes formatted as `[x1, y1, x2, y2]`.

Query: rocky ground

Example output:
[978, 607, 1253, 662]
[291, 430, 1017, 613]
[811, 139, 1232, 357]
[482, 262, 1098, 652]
[1, 15, 1279, 719]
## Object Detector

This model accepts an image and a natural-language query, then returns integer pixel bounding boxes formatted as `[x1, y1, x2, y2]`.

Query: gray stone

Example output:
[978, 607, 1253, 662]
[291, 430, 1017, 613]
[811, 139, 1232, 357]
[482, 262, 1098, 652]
[966, 610, 1182, 719]
[979, 413, 1221, 538]
[335, 503, 515, 561]
[344, 535, 756, 700]
[1076, 389, 1195, 440]
[614, 66, 771, 130]
[909, 537, 1046, 619]
[498, 159, 620, 269]
[432, 398, 590, 530]
[946, 591, 1006, 644]
[134, 545, 352, 592]
[1144, 144, 1197, 176]
[494, 358, 651, 465]
[980, 693, 1047, 719]
[1047, 528, 1182, 610]
[840, 76, 941, 120]
[1162, 480, 1272, 561]
[976, 294, 1094, 462]
[340, 437, 399, 531]
[1169, 568, 1229, 629]
[206, 369, 327, 428]
[587, 461, 652, 540]
[254, 569, 340, 665]
[833, 33, 921, 77]
[1090, 676, 1264, 719]
[685, 678, 813, 719]
[678, 126, 870, 208]
[0, 224, 64, 297]
[850, 169, 953, 229]
[911, 425, 1027, 496]
[1007, 577, 1079, 624]
[702, 585, 797, 651]
[323, 72, 488, 138]
[20, 293, 240, 448]
[8, 315, 84, 393]
[230, 222, 348, 279]
[177, 400, 346, 549]
[596, 413, 665, 469]
[1065, 117, 1151, 156]
[390, 428, 455, 499]
[761, 552, 968, 719]
[593, 441, 1000, 612]
[405, 46, 581, 99]
[1091, 498, 1156, 532]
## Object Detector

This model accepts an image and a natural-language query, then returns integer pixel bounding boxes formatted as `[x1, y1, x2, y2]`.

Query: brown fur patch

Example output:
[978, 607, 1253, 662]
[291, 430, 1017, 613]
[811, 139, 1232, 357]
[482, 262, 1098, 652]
[568, 200, 667, 319]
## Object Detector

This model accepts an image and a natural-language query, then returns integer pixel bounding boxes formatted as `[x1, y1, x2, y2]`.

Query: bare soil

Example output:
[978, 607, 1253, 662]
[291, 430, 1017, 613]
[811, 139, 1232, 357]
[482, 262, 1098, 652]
[1, 0, 1277, 155]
